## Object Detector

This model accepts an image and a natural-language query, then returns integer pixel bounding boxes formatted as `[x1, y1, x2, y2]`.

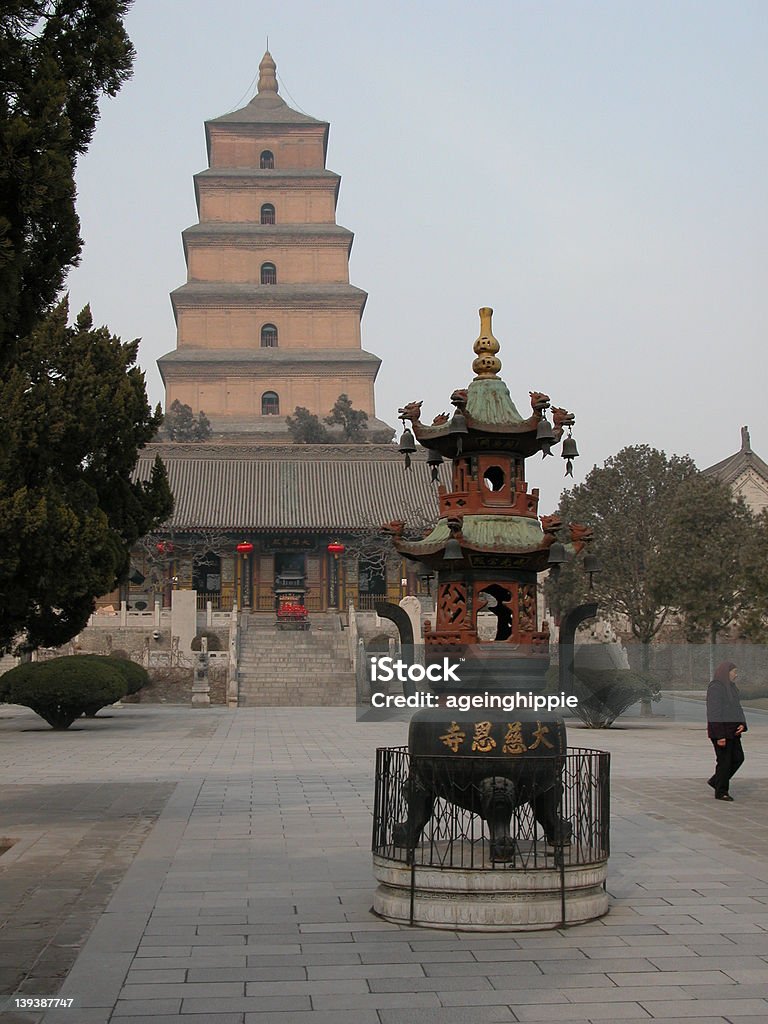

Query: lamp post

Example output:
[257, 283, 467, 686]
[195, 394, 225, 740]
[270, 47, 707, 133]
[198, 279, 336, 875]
[327, 541, 345, 609]
[236, 541, 254, 608]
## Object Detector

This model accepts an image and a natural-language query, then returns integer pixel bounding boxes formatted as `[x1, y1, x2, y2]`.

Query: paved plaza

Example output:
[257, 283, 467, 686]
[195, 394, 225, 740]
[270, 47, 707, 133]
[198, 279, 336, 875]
[1, 699, 768, 1024]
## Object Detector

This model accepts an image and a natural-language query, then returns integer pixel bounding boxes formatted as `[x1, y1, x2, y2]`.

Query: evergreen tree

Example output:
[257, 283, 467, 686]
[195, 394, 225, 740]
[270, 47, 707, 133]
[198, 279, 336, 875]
[0, 302, 173, 653]
[163, 399, 212, 442]
[0, 1, 135, 359]
[325, 393, 368, 443]
[0, 5, 172, 653]
[286, 406, 330, 443]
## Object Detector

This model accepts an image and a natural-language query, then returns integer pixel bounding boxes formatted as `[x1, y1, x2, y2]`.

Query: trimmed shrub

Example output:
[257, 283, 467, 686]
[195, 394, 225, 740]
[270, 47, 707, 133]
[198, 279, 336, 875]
[571, 668, 660, 728]
[1, 657, 125, 729]
[191, 631, 222, 652]
[101, 656, 149, 696]
[73, 654, 148, 715]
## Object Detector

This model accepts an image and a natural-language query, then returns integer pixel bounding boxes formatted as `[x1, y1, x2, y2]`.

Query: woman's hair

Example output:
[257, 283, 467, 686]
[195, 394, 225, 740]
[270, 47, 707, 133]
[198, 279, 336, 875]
[713, 661, 737, 683]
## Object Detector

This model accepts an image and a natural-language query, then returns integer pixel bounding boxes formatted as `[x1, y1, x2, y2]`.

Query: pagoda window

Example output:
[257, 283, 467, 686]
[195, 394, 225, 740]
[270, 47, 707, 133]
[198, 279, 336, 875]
[483, 466, 505, 492]
[261, 203, 275, 224]
[260, 262, 277, 285]
[261, 391, 280, 416]
[260, 150, 275, 169]
[261, 324, 278, 348]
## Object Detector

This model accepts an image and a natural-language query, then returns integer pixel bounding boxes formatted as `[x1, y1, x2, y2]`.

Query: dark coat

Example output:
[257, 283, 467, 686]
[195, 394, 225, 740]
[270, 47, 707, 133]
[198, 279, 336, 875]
[706, 678, 747, 740]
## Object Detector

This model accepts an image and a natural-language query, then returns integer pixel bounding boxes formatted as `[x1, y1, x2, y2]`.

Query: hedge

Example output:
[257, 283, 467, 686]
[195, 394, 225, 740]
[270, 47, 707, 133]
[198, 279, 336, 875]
[1, 657, 125, 729]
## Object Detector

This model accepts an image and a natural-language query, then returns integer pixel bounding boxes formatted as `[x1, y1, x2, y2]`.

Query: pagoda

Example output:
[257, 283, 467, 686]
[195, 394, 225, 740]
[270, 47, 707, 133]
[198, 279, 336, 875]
[159, 51, 390, 437]
[393, 306, 590, 677]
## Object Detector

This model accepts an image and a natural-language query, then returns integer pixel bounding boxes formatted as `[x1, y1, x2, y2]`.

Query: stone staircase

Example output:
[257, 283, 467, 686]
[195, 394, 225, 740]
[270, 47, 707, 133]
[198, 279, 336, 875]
[237, 613, 356, 706]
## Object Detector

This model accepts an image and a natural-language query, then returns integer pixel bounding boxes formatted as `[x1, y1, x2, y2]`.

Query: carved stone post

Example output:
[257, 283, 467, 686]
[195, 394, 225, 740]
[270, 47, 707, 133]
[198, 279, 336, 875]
[192, 636, 211, 707]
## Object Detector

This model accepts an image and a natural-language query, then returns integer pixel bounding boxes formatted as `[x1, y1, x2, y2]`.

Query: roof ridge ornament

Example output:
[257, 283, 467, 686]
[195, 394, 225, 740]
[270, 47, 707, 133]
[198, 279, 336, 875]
[258, 50, 279, 94]
[741, 425, 752, 453]
[472, 306, 502, 379]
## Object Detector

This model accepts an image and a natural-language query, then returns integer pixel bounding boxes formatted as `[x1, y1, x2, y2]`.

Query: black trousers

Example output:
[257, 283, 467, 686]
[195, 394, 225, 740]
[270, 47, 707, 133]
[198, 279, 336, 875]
[710, 737, 745, 796]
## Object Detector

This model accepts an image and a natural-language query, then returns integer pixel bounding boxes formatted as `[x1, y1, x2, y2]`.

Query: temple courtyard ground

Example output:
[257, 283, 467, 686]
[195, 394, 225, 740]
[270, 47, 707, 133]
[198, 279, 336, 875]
[1, 698, 768, 1024]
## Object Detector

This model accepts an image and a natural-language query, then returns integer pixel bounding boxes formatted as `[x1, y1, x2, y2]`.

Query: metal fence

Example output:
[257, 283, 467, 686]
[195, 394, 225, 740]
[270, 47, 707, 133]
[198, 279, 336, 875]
[372, 746, 609, 873]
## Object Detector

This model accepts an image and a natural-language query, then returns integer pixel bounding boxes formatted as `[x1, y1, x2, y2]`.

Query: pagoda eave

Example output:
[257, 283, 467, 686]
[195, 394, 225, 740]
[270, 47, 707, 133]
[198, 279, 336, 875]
[412, 424, 550, 460]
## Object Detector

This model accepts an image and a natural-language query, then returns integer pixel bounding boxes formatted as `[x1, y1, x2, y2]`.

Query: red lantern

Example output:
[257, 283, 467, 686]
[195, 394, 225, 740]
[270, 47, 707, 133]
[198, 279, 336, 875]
[236, 541, 254, 555]
[327, 541, 345, 555]
[156, 540, 174, 555]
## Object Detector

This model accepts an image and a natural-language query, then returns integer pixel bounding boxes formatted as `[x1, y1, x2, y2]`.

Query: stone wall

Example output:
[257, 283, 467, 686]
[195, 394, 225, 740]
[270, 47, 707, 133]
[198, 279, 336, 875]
[123, 665, 228, 706]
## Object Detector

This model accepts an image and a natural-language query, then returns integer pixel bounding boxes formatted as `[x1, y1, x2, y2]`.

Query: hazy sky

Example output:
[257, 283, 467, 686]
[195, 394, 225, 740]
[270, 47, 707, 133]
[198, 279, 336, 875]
[67, 0, 768, 513]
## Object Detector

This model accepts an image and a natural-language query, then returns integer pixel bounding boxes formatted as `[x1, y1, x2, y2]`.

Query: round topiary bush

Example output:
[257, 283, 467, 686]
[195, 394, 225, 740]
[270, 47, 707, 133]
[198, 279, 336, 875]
[100, 656, 149, 696]
[72, 655, 148, 715]
[1, 657, 125, 729]
[191, 631, 222, 652]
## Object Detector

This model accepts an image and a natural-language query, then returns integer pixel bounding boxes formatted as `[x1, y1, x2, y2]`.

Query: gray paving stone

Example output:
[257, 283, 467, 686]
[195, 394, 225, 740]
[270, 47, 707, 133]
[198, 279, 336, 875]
[132, 955, 248, 970]
[628, 1019, 730, 1024]
[178, 996, 311, 1013]
[608, 971, 736, 986]
[640, 1000, 768, 1018]
[424, 960, 543, 978]
[721, 967, 768, 982]
[123, 970, 188, 984]
[368, 975, 494, 992]
[304, 963, 424, 980]
[119, 983, 245, 1000]
[681, 983, 768, 999]
[186, 967, 306, 983]
[244, 1013, 380, 1024]
[310, 991, 442, 1010]
[377, 1011, 516, 1024]
[249, 949, 361, 966]
[473, 947, 587, 961]
[111, 1018, 244, 1024]
[537, 957, 659, 974]
[561, 984, 687, 1002]
[439, 987, 571, 1005]
[242, 978, 369, 996]
[513, 1002, 651, 1020]
[113, 999, 183, 1016]
[648, 955, 768, 971]
[489, 973, 617, 989]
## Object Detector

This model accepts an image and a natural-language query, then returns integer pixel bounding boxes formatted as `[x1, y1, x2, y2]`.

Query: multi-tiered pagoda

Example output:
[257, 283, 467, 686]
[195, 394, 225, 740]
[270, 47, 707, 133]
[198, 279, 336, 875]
[158, 51, 389, 437]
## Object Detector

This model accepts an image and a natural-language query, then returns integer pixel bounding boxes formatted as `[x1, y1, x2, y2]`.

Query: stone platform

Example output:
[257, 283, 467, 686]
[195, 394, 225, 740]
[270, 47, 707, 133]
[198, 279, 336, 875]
[373, 854, 608, 929]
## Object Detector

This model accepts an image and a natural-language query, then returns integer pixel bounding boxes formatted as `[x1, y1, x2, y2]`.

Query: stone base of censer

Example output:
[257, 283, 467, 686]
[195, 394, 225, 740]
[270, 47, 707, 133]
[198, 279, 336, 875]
[372, 853, 608, 931]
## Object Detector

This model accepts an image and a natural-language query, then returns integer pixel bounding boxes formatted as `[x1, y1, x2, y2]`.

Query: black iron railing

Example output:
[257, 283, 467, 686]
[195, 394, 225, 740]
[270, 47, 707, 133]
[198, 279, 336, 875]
[372, 746, 609, 872]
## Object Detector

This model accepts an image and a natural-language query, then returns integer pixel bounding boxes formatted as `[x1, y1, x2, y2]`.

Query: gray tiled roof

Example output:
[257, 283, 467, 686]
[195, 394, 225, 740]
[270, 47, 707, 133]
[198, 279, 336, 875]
[703, 430, 768, 486]
[136, 443, 443, 531]
[206, 94, 327, 127]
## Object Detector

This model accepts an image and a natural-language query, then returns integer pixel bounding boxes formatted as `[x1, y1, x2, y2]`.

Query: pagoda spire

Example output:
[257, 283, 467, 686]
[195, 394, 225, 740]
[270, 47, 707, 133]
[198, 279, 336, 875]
[472, 306, 502, 379]
[258, 50, 279, 94]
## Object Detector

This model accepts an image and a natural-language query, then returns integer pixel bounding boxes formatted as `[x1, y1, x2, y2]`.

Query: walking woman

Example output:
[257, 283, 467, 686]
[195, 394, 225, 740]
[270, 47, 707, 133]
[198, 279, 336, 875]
[706, 661, 747, 801]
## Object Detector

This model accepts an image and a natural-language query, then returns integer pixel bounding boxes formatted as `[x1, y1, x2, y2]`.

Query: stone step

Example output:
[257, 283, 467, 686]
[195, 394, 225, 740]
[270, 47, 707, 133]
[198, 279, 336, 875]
[235, 621, 354, 706]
